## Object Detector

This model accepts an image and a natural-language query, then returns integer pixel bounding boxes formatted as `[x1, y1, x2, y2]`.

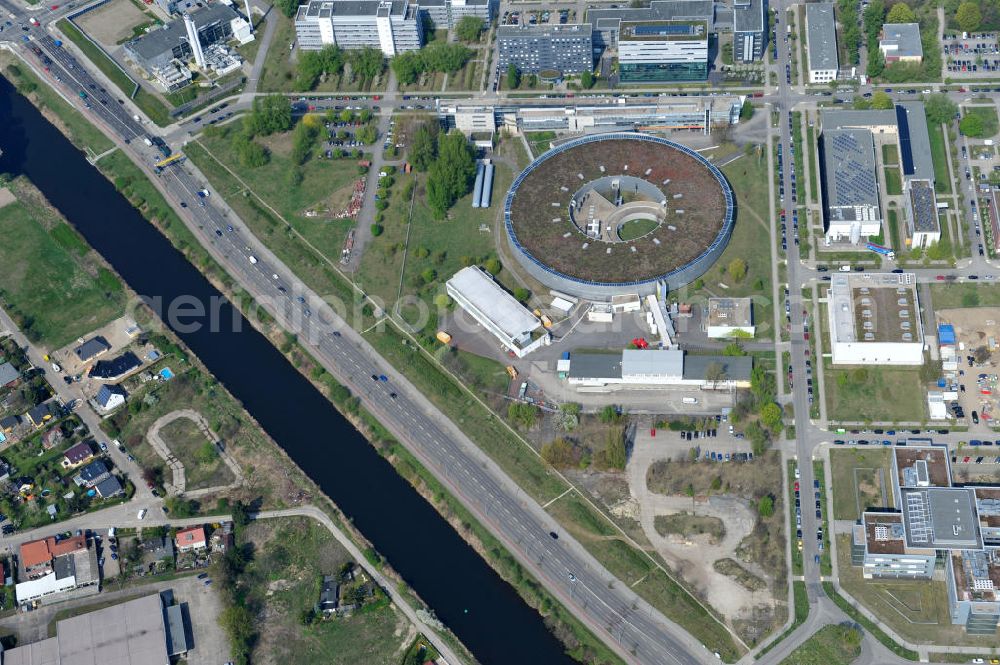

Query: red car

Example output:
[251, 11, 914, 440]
[804, 332, 810, 340]
[936, 275, 946, 281]
[794, 481, 799, 491]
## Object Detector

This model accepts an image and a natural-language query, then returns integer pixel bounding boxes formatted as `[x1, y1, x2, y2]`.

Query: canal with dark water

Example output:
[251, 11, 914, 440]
[0, 77, 573, 665]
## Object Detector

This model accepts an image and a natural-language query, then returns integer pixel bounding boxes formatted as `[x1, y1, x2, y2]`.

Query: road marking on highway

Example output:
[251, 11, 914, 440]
[541, 487, 574, 509]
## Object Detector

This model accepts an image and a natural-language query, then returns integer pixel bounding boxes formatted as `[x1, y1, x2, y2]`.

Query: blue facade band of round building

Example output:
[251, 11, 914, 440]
[503, 132, 735, 301]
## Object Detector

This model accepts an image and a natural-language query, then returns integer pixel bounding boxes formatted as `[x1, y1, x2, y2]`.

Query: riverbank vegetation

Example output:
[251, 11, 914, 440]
[0, 177, 124, 348]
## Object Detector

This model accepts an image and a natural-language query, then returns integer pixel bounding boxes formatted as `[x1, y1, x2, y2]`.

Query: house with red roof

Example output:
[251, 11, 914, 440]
[174, 526, 207, 552]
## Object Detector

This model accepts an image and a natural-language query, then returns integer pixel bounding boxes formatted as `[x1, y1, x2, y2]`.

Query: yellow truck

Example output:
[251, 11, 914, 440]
[436, 330, 452, 344]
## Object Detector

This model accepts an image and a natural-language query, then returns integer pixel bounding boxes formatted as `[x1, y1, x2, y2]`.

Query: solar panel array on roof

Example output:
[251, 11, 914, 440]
[633, 22, 696, 35]
[828, 131, 878, 206]
[909, 180, 937, 232]
[896, 105, 915, 176]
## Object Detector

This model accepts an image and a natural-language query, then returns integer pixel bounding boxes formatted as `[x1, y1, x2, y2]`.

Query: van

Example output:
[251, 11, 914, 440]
[248, 255, 258, 264]
[682, 397, 698, 405]
[137, 509, 147, 520]
[839, 265, 851, 272]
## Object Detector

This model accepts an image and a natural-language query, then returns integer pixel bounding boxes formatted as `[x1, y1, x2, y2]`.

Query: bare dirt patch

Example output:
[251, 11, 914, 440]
[75, 0, 151, 48]
[629, 436, 786, 643]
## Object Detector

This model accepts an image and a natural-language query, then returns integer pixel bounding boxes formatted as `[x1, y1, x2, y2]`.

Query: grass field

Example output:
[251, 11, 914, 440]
[963, 105, 1000, 138]
[57, 19, 171, 126]
[883, 143, 899, 166]
[930, 282, 1000, 308]
[192, 121, 360, 257]
[1, 54, 113, 155]
[158, 415, 235, 490]
[0, 181, 124, 348]
[885, 167, 902, 195]
[830, 448, 893, 520]
[825, 364, 926, 423]
[926, 121, 953, 195]
[779, 624, 861, 665]
[354, 172, 416, 306]
[242, 517, 409, 664]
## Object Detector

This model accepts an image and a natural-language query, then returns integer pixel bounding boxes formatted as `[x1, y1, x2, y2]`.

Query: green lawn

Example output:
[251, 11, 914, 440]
[884, 167, 902, 195]
[679, 150, 775, 339]
[825, 365, 926, 423]
[926, 121, 953, 195]
[158, 415, 235, 490]
[963, 105, 1000, 138]
[0, 182, 124, 348]
[830, 448, 892, 520]
[57, 19, 171, 126]
[882, 143, 899, 166]
[930, 282, 1000, 309]
[1, 54, 113, 155]
[779, 625, 861, 665]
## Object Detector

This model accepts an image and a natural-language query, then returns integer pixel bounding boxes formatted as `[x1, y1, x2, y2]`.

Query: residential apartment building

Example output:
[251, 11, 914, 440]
[617, 20, 709, 82]
[418, 0, 494, 29]
[805, 3, 838, 83]
[295, 0, 423, 56]
[496, 23, 593, 75]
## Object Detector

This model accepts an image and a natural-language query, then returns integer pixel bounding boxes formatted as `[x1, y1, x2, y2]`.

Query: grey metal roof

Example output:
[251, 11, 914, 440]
[621, 349, 683, 379]
[733, 0, 764, 33]
[0, 361, 20, 386]
[588, 0, 714, 31]
[164, 604, 189, 656]
[806, 3, 838, 71]
[682, 355, 752, 381]
[896, 101, 934, 183]
[126, 4, 240, 61]
[902, 487, 982, 550]
[821, 108, 897, 130]
[907, 179, 938, 232]
[880, 22, 922, 59]
[822, 128, 879, 208]
[567, 353, 622, 380]
[74, 336, 110, 362]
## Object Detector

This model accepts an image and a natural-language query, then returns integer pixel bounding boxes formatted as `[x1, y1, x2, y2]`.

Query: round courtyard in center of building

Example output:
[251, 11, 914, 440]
[504, 133, 734, 299]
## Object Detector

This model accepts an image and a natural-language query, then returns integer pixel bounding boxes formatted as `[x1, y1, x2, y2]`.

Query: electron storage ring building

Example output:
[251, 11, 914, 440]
[503, 133, 734, 300]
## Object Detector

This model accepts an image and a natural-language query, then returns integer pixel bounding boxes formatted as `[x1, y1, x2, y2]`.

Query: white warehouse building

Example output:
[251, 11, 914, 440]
[826, 272, 924, 365]
[446, 266, 550, 358]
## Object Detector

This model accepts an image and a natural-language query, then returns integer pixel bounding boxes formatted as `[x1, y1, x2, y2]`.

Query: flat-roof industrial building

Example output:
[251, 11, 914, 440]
[850, 444, 1000, 634]
[294, 0, 423, 55]
[731, 0, 767, 62]
[496, 23, 594, 76]
[616, 20, 709, 82]
[818, 103, 935, 244]
[446, 266, 550, 357]
[439, 96, 746, 135]
[565, 348, 752, 389]
[826, 272, 924, 365]
[879, 22, 923, 64]
[706, 297, 754, 338]
[805, 3, 838, 83]
[3, 593, 175, 665]
[820, 128, 882, 242]
[123, 4, 252, 89]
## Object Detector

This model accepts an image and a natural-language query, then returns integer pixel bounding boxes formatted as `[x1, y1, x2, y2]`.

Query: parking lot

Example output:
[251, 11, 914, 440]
[943, 34, 1000, 76]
